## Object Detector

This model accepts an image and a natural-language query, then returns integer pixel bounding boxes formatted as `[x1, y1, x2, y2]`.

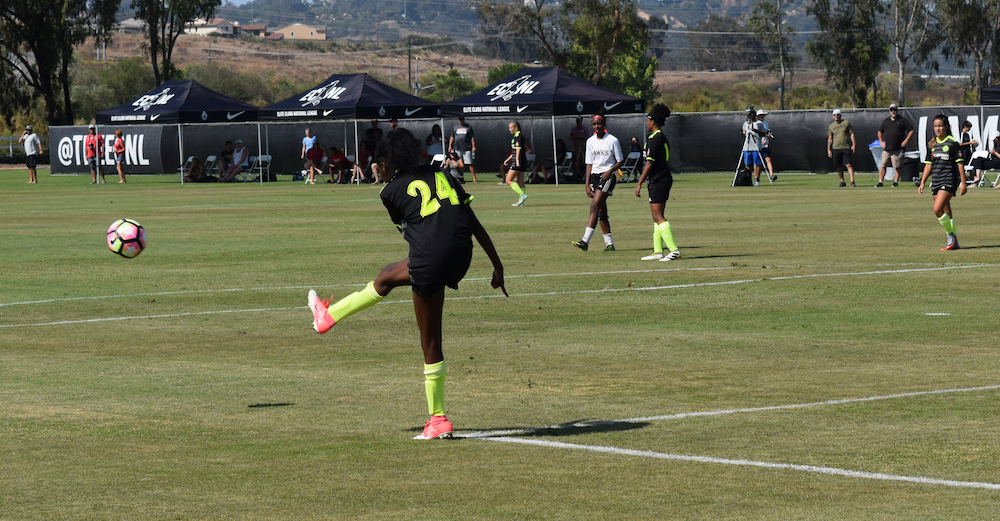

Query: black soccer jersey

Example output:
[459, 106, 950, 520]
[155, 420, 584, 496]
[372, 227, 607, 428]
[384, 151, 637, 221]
[924, 136, 963, 192]
[380, 165, 475, 292]
[643, 129, 670, 180]
[511, 131, 527, 170]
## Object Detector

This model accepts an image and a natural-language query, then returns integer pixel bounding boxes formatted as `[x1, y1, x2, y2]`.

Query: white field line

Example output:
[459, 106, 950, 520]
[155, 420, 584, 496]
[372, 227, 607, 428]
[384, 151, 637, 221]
[0, 263, 988, 309]
[463, 384, 1000, 491]
[459, 384, 1000, 439]
[485, 437, 1000, 491]
[0, 264, 990, 328]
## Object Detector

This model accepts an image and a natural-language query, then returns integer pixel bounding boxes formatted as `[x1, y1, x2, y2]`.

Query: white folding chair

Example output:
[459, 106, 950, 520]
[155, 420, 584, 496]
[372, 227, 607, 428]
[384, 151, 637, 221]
[621, 151, 642, 182]
[430, 154, 446, 169]
[203, 155, 218, 177]
[177, 155, 196, 176]
[238, 156, 258, 182]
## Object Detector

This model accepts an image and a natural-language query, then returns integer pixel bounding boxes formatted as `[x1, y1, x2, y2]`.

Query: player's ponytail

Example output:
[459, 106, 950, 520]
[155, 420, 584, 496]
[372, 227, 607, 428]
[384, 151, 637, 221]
[373, 127, 422, 180]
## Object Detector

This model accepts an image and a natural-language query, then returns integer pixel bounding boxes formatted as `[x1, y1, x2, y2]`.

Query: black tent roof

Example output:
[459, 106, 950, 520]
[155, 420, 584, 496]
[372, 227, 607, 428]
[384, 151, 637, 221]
[96, 80, 258, 125]
[259, 73, 441, 121]
[442, 67, 645, 118]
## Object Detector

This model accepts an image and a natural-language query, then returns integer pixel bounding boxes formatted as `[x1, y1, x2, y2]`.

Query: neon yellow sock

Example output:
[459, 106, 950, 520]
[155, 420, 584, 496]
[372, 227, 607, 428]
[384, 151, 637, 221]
[950, 219, 956, 236]
[937, 214, 955, 234]
[659, 221, 678, 252]
[424, 361, 446, 416]
[328, 281, 384, 323]
[652, 224, 663, 253]
[510, 183, 524, 196]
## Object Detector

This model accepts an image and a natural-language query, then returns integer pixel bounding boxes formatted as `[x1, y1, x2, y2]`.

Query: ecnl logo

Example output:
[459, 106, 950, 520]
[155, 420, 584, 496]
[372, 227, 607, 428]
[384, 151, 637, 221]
[488, 75, 541, 102]
[132, 88, 175, 112]
[300, 80, 348, 107]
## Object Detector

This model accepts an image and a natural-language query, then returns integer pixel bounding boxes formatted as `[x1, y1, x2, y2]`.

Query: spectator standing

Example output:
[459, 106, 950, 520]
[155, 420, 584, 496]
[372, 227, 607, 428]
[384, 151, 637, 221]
[569, 116, 590, 180]
[958, 121, 979, 184]
[389, 118, 399, 132]
[364, 119, 383, 152]
[113, 129, 127, 183]
[448, 116, 477, 183]
[301, 128, 317, 161]
[757, 110, 777, 183]
[741, 110, 765, 186]
[84, 124, 105, 184]
[876, 103, 915, 187]
[19, 125, 41, 184]
[572, 114, 624, 252]
[827, 109, 857, 187]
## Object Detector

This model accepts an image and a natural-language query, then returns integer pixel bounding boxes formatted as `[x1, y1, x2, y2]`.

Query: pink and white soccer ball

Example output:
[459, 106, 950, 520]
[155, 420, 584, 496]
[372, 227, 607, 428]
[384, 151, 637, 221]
[106, 219, 147, 258]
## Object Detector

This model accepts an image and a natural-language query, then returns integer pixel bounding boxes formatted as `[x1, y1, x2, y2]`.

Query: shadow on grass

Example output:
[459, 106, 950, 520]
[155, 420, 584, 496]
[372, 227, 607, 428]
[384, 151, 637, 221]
[408, 418, 651, 439]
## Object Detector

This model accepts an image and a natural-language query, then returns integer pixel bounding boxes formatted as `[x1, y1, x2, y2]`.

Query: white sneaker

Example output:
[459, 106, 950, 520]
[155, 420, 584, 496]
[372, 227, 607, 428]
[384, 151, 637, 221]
[640, 252, 664, 261]
[512, 194, 528, 206]
[659, 250, 681, 261]
[753, 180, 760, 187]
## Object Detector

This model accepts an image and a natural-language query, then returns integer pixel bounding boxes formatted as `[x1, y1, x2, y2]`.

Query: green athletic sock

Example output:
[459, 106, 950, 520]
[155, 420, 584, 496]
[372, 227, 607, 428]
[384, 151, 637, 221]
[652, 224, 663, 253]
[510, 183, 524, 196]
[937, 214, 955, 235]
[659, 221, 678, 252]
[950, 219, 956, 236]
[328, 281, 384, 323]
[424, 361, 446, 416]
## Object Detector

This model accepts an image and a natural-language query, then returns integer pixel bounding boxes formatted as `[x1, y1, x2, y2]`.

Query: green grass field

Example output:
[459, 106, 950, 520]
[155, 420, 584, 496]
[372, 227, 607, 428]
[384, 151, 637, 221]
[2, 169, 999, 519]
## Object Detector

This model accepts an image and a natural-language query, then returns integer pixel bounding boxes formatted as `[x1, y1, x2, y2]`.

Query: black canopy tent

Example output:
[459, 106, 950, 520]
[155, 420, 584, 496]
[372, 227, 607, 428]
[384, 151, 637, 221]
[442, 67, 646, 184]
[981, 85, 1000, 105]
[260, 74, 442, 175]
[96, 80, 260, 183]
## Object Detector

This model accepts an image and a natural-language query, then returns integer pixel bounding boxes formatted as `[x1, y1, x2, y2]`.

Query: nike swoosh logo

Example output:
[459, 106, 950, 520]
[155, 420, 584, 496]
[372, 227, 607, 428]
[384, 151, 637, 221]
[516, 105, 528, 113]
[603, 101, 623, 110]
[323, 109, 335, 117]
[404, 108, 421, 117]
[227, 111, 245, 120]
[150, 114, 160, 121]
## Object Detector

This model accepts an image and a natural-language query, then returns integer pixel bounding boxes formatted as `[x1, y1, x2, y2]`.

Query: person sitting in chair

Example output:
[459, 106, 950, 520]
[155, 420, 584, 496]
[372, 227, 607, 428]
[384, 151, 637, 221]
[327, 145, 352, 184]
[219, 139, 249, 182]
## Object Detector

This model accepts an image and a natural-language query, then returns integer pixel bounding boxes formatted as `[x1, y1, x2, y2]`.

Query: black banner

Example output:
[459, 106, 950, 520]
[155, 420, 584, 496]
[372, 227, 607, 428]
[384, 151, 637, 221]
[50, 125, 168, 174]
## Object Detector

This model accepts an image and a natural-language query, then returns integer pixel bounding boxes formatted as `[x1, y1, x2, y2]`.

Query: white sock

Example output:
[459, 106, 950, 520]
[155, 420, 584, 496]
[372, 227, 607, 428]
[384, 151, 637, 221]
[603, 233, 613, 246]
[582, 227, 595, 243]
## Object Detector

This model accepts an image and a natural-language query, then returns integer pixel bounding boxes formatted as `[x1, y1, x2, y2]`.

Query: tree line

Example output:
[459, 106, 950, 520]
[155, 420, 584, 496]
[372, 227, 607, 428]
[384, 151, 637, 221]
[2, 0, 999, 130]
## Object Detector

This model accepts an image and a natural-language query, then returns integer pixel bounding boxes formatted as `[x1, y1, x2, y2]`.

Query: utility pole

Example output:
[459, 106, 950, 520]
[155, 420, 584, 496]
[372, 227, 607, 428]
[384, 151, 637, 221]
[408, 41, 412, 96]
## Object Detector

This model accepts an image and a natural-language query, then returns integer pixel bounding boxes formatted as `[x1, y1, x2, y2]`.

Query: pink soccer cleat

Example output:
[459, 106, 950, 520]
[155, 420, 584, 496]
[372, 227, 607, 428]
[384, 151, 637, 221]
[308, 290, 337, 334]
[413, 415, 453, 440]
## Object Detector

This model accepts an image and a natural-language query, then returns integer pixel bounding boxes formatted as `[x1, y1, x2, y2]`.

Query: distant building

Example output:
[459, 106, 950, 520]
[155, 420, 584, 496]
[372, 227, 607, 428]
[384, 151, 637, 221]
[273, 23, 325, 40]
[117, 18, 147, 34]
[242, 24, 268, 38]
[185, 18, 237, 37]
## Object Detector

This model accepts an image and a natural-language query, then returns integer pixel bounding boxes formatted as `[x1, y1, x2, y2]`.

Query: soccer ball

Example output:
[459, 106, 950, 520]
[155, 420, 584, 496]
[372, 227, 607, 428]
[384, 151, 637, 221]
[107, 219, 147, 258]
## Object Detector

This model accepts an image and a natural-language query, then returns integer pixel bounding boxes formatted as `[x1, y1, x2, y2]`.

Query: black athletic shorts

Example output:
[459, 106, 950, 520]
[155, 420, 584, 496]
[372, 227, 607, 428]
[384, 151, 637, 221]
[25, 154, 37, 169]
[932, 185, 958, 197]
[589, 172, 617, 196]
[647, 174, 673, 204]
[832, 149, 853, 168]
[408, 242, 473, 297]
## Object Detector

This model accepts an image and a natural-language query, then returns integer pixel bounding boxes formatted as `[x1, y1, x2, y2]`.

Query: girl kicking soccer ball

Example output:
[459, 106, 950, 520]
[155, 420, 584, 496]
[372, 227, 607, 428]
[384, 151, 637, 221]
[308, 128, 507, 440]
[918, 114, 967, 250]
